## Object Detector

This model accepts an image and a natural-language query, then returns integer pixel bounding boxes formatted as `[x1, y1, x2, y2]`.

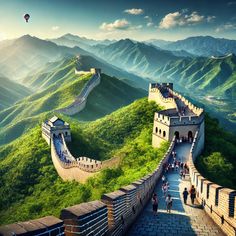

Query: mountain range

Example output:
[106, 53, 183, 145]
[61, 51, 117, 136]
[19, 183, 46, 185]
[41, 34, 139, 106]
[0, 33, 236, 138]
[161, 36, 236, 57]
[89, 39, 180, 77]
[155, 53, 236, 99]
[50, 33, 116, 50]
[0, 35, 90, 80]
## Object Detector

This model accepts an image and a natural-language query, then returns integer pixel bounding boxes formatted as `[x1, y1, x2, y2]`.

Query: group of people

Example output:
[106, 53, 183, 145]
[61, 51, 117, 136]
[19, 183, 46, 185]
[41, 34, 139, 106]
[55, 138, 71, 163]
[152, 175, 173, 214]
[151, 149, 197, 215]
[183, 185, 196, 205]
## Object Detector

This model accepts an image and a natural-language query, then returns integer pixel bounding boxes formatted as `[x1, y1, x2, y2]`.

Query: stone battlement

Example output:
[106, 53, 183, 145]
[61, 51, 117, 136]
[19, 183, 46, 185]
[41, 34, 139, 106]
[188, 131, 236, 236]
[149, 82, 204, 148]
[51, 134, 121, 182]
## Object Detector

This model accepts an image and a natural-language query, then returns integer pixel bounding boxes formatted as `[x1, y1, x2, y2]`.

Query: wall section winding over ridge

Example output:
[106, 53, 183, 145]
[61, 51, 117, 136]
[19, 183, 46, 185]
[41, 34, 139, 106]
[56, 72, 101, 115]
[51, 134, 121, 183]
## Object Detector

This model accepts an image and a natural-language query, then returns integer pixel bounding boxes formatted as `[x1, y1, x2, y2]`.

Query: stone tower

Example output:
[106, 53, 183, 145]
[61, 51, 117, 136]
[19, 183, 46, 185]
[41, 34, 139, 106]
[148, 83, 204, 148]
[42, 116, 71, 145]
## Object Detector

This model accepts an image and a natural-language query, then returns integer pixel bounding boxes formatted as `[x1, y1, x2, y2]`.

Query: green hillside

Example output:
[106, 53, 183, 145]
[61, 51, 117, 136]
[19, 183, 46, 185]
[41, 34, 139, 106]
[0, 98, 168, 225]
[0, 77, 31, 109]
[0, 58, 147, 146]
[22, 55, 150, 91]
[155, 53, 236, 99]
[75, 74, 146, 121]
[196, 114, 236, 189]
[0, 72, 91, 145]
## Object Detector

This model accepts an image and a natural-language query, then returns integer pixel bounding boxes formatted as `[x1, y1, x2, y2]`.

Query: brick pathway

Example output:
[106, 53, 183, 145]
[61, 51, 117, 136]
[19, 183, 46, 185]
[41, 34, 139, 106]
[127, 143, 224, 236]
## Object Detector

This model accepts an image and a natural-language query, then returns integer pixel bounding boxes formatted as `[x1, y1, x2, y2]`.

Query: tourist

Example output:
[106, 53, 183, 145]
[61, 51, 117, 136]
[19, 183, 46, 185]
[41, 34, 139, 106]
[162, 175, 166, 183]
[152, 193, 158, 215]
[171, 163, 175, 171]
[189, 185, 196, 204]
[166, 181, 169, 190]
[183, 188, 189, 204]
[180, 170, 183, 179]
[166, 194, 173, 213]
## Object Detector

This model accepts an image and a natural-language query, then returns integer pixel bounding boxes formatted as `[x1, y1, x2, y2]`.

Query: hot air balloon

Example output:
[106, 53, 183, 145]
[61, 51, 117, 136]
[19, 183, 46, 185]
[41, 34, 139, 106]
[24, 14, 30, 23]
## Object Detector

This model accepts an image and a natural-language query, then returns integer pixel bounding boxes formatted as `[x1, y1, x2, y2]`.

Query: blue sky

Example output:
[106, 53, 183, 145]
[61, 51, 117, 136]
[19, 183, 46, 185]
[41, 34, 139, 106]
[0, 0, 236, 41]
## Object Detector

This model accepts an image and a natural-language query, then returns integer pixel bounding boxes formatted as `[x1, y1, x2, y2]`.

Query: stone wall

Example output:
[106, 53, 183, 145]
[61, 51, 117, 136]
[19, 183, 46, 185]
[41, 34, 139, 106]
[51, 135, 121, 183]
[188, 131, 236, 236]
[169, 90, 204, 116]
[0, 136, 176, 236]
[148, 84, 177, 110]
[56, 73, 101, 116]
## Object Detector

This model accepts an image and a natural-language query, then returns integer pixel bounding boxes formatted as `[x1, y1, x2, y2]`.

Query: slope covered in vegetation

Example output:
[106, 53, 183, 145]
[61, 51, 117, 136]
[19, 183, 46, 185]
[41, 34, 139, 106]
[75, 73, 146, 121]
[155, 54, 236, 99]
[0, 76, 31, 109]
[196, 114, 236, 189]
[0, 57, 145, 146]
[0, 98, 168, 225]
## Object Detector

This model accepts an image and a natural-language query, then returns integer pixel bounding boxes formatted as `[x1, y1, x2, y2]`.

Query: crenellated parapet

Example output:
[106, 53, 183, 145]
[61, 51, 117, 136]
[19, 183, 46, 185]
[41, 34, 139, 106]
[150, 82, 204, 148]
[169, 89, 204, 116]
[188, 131, 236, 236]
[148, 83, 177, 110]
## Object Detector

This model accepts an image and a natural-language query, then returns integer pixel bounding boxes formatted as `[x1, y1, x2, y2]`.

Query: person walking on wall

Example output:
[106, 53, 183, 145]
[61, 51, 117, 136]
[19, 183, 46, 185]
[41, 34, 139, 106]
[183, 187, 189, 204]
[190, 185, 196, 204]
[166, 194, 173, 213]
[152, 193, 158, 215]
[162, 175, 166, 184]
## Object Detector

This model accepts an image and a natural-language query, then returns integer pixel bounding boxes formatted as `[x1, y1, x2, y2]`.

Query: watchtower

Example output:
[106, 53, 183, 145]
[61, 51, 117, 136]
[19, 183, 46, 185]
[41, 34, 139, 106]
[42, 116, 71, 145]
[149, 83, 204, 148]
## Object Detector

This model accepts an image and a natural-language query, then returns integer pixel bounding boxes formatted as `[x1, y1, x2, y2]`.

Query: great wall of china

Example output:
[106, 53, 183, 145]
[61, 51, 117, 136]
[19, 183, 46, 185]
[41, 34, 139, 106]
[0, 80, 235, 236]
[55, 68, 101, 116]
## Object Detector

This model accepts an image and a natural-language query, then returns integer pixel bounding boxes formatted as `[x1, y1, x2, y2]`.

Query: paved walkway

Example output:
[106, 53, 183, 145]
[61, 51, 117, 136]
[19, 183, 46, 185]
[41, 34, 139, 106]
[128, 143, 224, 236]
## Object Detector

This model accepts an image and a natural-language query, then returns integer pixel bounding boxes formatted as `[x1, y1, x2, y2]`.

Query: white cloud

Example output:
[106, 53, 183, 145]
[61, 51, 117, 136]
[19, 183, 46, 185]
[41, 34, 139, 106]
[144, 15, 151, 20]
[215, 22, 236, 32]
[147, 22, 154, 27]
[207, 16, 216, 22]
[144, 15, 154, 27]
[186, 11, 204, 23]
[159, 11, 205, 29]
[133, 25, 143, 30]
[52, 26, 60, 31]
[100, 19, 142, 31]
[124, 8, 144, 15]
[100, 19, 130, 31]
[159, 12, 182, 29]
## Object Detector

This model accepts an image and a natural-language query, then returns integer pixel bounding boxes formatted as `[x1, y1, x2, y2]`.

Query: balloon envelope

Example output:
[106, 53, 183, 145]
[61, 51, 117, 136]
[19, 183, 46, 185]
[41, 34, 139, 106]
[24, 14, 30, 22]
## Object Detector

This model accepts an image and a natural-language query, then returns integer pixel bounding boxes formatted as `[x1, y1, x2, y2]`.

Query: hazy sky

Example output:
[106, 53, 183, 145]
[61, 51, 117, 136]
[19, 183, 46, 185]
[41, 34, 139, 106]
[0, 0, 236, 41]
